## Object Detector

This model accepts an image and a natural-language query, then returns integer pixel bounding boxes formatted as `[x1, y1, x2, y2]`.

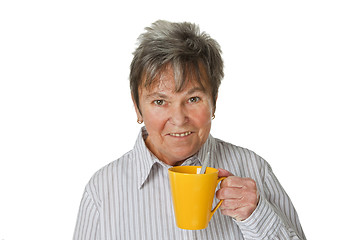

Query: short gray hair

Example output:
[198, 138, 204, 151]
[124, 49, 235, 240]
[130, 20, 224, 112]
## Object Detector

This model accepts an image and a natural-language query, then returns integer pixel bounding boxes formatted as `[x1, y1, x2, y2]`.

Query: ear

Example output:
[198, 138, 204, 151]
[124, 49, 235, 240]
[131, 94, 143, 122]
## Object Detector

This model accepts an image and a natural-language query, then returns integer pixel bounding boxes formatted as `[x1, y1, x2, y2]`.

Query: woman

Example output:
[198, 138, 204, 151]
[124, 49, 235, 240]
[74, 20, 306, 240]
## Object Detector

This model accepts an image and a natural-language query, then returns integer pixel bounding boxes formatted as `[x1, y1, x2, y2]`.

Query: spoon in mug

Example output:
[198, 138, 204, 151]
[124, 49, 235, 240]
[199, 152, 210, 174]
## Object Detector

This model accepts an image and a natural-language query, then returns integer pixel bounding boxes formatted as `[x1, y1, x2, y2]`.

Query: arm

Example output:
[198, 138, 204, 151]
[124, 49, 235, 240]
[73, 190, 100, 240]
[217, 167, 306, 240]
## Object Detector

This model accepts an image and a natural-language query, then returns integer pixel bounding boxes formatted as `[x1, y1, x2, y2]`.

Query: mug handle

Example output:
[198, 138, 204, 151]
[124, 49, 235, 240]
[209, 176, 227, 219]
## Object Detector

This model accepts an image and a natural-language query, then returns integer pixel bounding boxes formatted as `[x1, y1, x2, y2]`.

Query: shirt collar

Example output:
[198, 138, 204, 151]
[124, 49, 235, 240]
[134, 127, 217, 189]
[134, 127, 159, 189]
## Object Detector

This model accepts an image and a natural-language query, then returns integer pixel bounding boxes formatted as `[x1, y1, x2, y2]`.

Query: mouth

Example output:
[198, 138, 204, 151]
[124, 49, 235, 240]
[168, 131, 192, 137]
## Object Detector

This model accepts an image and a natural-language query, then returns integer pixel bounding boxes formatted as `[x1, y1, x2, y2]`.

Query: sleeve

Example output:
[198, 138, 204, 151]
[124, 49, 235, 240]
[73, 189, 100, 240]
[235, 163, 306, 240]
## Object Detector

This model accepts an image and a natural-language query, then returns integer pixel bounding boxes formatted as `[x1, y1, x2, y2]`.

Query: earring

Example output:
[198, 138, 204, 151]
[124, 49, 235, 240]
[137, 119, 143, 124]
[212, 114, 215, 120]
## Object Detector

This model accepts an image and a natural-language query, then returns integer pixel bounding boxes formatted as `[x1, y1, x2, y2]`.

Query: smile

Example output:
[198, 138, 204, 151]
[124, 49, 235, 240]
[168, 131, 192, 137]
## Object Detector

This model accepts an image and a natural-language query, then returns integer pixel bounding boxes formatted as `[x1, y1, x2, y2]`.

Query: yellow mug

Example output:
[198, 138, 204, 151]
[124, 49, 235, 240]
[168, 166, 226, 230]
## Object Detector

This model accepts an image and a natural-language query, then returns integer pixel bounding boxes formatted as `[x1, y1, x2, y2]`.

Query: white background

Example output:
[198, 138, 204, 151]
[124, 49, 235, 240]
[1, 0, 359, 239]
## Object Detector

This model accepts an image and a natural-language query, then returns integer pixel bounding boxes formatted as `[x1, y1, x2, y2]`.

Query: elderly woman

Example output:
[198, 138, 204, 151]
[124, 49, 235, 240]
[73, 20, 306, 240]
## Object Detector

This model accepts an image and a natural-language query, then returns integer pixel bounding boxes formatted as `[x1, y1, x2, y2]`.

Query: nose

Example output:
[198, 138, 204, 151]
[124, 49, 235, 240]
[169, 104, 188, 126]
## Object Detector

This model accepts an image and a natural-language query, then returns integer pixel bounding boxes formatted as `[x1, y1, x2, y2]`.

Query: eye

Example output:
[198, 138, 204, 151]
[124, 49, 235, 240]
[188, 97, 200, 103]
[153, 99, 165, 106]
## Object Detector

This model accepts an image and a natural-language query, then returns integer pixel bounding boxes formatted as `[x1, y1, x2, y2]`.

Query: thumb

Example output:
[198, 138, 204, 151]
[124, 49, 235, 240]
[217, 168, 234, 177]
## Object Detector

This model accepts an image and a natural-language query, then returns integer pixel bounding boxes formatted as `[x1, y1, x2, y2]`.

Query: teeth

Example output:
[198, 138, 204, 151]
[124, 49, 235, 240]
[169, 131, 191, 137]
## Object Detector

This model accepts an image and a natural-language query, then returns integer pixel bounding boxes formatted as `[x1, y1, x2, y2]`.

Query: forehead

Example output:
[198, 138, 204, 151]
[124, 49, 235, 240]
[141, 79, 205, 101]
[140, 65, 210, 94]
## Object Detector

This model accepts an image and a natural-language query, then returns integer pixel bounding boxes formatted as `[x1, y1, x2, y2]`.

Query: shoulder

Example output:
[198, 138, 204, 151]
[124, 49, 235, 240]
[213, 138, 271, 180]
[84, 150, 134, 201]
[91, 149, 133, 182]
[214, 137, 264, 164]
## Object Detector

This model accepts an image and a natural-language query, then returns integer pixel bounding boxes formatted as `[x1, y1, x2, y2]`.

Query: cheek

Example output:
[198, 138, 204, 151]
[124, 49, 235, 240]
[191, 106, 212, 127]
[143, 109, 167, 132]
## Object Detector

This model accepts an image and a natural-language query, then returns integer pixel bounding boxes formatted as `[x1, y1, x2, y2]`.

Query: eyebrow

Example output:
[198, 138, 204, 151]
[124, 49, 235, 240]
[145, 87, 206, 100]
[144, 92, 169, 100]
[186, 87, 206, 95]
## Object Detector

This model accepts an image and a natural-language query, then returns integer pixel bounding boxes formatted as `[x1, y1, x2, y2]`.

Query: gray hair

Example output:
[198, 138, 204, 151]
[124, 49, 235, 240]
[130, 20, 224, 112]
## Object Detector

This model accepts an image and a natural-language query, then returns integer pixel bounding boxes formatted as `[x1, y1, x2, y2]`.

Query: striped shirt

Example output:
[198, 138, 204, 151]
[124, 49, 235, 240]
[73, 127, 306, 239]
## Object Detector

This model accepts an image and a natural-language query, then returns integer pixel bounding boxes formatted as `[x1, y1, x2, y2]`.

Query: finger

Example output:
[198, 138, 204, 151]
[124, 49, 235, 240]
[216, 186, 258, 200]
[220, 205, 256, 221]
[220, 198, 245, 210]
[221, 176, 257, 189]
[217, 187, 246, 199]
[217, 168, 234, 178]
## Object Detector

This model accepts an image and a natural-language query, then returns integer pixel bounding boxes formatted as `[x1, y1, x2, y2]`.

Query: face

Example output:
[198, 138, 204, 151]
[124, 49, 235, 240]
[134, 67, 215, 166]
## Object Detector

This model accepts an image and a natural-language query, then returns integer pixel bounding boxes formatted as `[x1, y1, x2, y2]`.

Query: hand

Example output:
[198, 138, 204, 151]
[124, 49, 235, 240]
[216, 168, 259, 221]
